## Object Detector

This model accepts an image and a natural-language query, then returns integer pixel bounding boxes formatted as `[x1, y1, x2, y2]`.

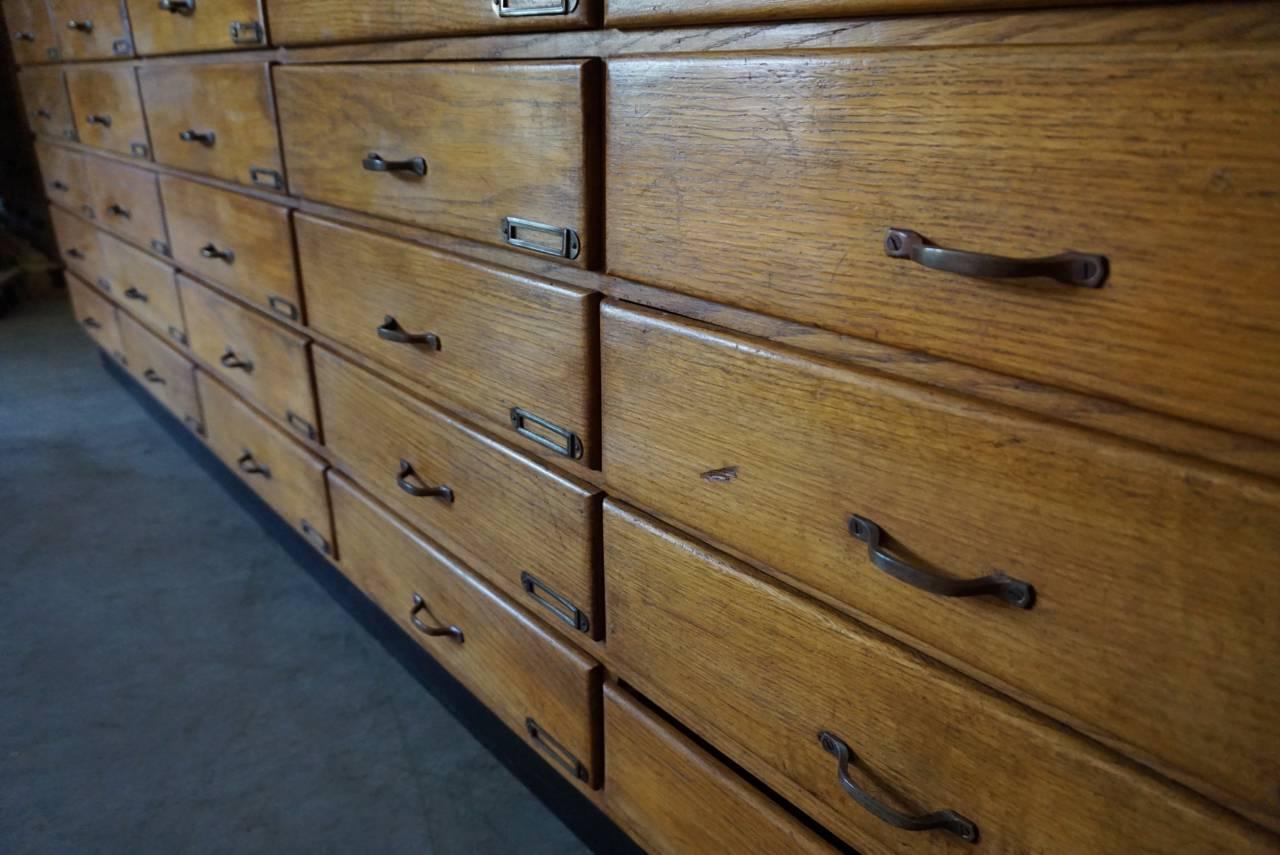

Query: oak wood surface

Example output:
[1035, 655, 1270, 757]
[605, 0, 1138, 28]
[34, 140, 89, 212]
[270, 0, 597, 46]
[83, 153, 170, 252]
[125, 0, 266, 55]
[4, 0, 59, 64]
[17, 66, 76, 140]
[99, 230, 185, 344]
[48, 0, 132, 59]
[117, 309, 204, 430]
[67, 274, 124, 360]
[49, 203, 103, 281]
[65, 64, 149, 157]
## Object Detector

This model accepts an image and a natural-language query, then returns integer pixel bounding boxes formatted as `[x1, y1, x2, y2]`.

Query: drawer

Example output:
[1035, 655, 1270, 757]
[18, 67, 76, 141]
[603, 684, 836, 855]
[275, 62, 596, 266]
[85, 157, 170, 254]
[49, 0, 133, 58]
[270, 0, 594, 46]
[605, 501, 1279, 854]
[4, 0, 59, 64]
[118, 311, 203, 431]
[50, 206, 103, 282]
[607, 46, 1280, 442]
[65, 65, 150, 158]
[198, 372, 332, 555]
[161, 175, 300, 321]
[296, 215, 596, 465]
[125, 0, 266, 54]
[315, 349, 601, 640]
[138, 62, 283, 191]
[68, 275, 123, 359]
[329, 471, 601, 787]
[178, 275, 317, 441]
[35, 141, 89, 214]
[606, 0, 1109, 27]
[601, 301, 1280, 823]
[100, 232, 185, 346]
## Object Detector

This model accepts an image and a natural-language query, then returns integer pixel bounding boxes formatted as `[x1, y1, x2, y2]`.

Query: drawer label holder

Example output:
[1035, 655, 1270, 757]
[501, 216, 580, 260]
[509, 407, 582, 459]
[520, 571, 589, 634]
[267, 295, 299, 321]
[229, 21, 264, 45]
[525, 717, 588, 783]
[300, 519, 331, 555]
[249, 167, 284, 190]
[494, 0, 578, 16]
[286, 410, 317, 441]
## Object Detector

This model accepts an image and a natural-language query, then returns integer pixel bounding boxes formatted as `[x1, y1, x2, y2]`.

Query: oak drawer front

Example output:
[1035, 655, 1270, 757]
[85, 157, 169, 253]
[118, 311, 203, 431]
[50, 206, 103, 282]
[125, 0, 266, 54]
[602, 302, 1280, 822]
[18, 67, 76, 141]
[65, 65, 150, 158]
[315, 349, 600, 640]
[178, 275, 318, 440]
[270, 0, 594, 45]
[49, 0, 133, 58]
[198, 372, 333, 554]
[606, 0, 1117, 27]
[161, 175, 300, 320]
[330, 471, 601, 787]
[138, 62, 284, 191]
[603, 685, 836, 855]
[275, 62, 595, 265]
[297, 215, 596, 463]
[35, 142, 89, 213]
[608, 46, 1280, 442]
[605, 501, 1278, 854]
[4, 0, 58, 64]
[100, 232, 185, 345]
[68, 275, 123, 358]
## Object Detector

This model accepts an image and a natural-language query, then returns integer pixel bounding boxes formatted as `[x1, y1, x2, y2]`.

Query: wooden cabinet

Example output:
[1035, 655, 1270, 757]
[125, 0, 266, 54]
[4, 0, 59, 63]
[49, 0, 133, 58]
[65, 65, 149, 157]
[17, 66, 76, 141]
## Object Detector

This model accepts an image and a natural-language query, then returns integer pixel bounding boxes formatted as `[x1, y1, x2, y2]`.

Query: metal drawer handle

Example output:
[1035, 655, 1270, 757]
[409, 592, 463, 642]
[142, 368, 166, 385]
[158, 0, 195, 12]
[884, 228, 1107, 289]
[395, 459, 454, 503]
[35, 108, 52, 119]
[85, 114, 112, 127]
[362, 152, 427, 177]
[219, 348, 253, 372]
[106, 203, 131, 219]
[66, 248, 85, 259]
[82, 316, 101, 329]
[14, 30, 35, 40]
[180, 129, 216, 146]
[849, 515, 1034, 609]
[376, 315, 439, 349]
[66, 19, 93, 31]
[123, 287, 149, 302]
[50, 179, 69, 191]
[200, 243, 234, 263]
[819, 731, 978, 843]
[236, 450, 270, 477]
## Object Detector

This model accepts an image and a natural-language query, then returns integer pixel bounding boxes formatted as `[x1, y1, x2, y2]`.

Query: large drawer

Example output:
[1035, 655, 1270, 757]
[330, 472, 601, 787]
[607, 45, 1280, 441]
[49, 206, 103, 282]
[125, 0, 266, 54]
[68, 275, 123, 360]
[84, 156, 170, 254]
[160, 175, 300, 321]
[315, 349, 601, 640]
[605, 501, 1279, 854]
[601, 301, 1280, 824]
[606, 0, 1112, 26]
[198, 372, 333, 555]
[275, 61, 597, 266]
[178, 275, 317, 441]
[35, 141, 89, 214]
[269, 0, 595, 45]
[49, 0, 133, 58]
[65, 65, 150, 158]
[18, 67, 76, 141]
[100, 232, 185, 346]
[118, 311, 203, 432]
[4, 0, 59, 64]
[296, 215, 597, 465]
[138, 62, 284, 191]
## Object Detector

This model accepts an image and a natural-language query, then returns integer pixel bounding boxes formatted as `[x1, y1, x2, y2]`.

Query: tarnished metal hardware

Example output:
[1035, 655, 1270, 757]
[66, 247, 85, 260]
[884, 228, 1107, 289]
[50, 179, 68, 191]
[183, 415, 204, 436]
[66, 19, 93, 31]
[47, 47, 60, 59]
[123, 286, 149, 302]
[509, 407, 583, 459]
[150, 239, 171, 256]
[520, 571, 589, 633]
[300, 519, 331, 555]
[129, 142, 149, 158]
[286, 411, 316, 440]
[167, 326, 187, 345]
[179, 128, 216, 146]
[96, 277, 112, 293]
[526, 718, 588, 782]
[85, 113, 112, 127]
[267, 295, 298, 321]
[501, 217, 580, 260]
[111, 38, 130, 54]
[35, 108, 52, 119]
[158, 0, 195, 12]
[819, 731, 978, 842]
[395, 459, 454, 503]
[249, 167, 282, 189]
[494, 0, 579, 17]
[409, 592, 463, 642]
[219, 348, 253, 372]
[82, 316, 101, 330]
[199, 242, 234, 263]
[13, 30, 35, 40]
[236, 449, 270, 477]
[362, 152, 427, 177]
[106, 203, 131, 219]
[848, 515, 1034, 609]
[228, 20, 263, 44]
[376, 315, 439, 349]
[142, 368, 166, 385]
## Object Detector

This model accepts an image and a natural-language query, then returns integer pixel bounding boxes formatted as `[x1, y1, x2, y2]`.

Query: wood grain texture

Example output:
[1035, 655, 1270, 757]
[605, 0, 1138, 28]
[4, 0, 59, 63]
[49, 204, 103, 282]
[99, 230, 185, 345]
[275, 60, 598, 266]
[35, 140, 89, 212]
[82, 152, 170, 252]
[117, 309, 204, 431]
[601, 301, 1280, 826]
[125, 0, 266, 55]
[314, 348, 603, 641]
[65, 64, 149, 158]
[296, 214, 599, 470]
[17, 66, 76, 141]
[329, 471, 602, 787]
[48, 0, 132, 58]
[67, 274, 124, 360]
[604, 500, 1280, 855]
[270, 0, 596, 46]
[607, 44, 1280, 442]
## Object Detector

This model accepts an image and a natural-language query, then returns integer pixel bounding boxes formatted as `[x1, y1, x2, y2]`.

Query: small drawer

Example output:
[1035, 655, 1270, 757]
[49, 0, 133, 58]
[269, 0, 594, 46]
[297, 215, 596, 465]
[118, 311, 203, 432]
[83, 157, 169, 254]
[65, 65, 150, 158]
[605, 501, 1279, 854]
[125, 0, 266, 54]
[138, 62, 284, 191]
[49, 206, 104, 282]
[603, 685, 837, 855]
[34, 141, 89, 214]
[99, 232, 185, 346]
[4, 0, 59, 64]
[18, 67, 76, 141]
[315, 349, 601, 640]
[198, 372, 333, 555]
[275, 61, 596, 265]
[178, 274, 317, 441]
[161, 175, 300, 320]
[68, 275, 124, 359]
[330, 471, 601, 787]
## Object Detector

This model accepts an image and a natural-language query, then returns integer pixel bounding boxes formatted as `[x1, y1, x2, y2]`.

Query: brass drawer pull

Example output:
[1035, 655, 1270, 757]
[123, 287, 148, 302]
[520, 571, 589, 633]
[219, 348, 254, 372]
[66, 19, 93, 31]
[409, 592, 463, 642]
[85, 113, 112, 127]
[884, 228, 1107, 289]
[849, 515, 1034, 609]
[142, 368, 166, 385]
[180, 129, 216, 146]
[362, 152, 427, 177]
[395, 459, 454, 503]
[82, 316, 101, 329]
[50, 179, 68, 191]
[106, 203, 131, 219]
[494, 0, 578, 17]
[14, 30, 35, 40]
[199, 242, 234, 263]
[376, 315, 439, 349]
[236, 450, 270, 477]
[66, 248, 85, 259]
[526, 717, 588, 782]
[818, 731, 978, 843]
[158, 0, 195, 13]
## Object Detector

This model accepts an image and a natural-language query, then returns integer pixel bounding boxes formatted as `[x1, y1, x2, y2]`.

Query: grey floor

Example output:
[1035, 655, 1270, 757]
[0, 296, 592, 855]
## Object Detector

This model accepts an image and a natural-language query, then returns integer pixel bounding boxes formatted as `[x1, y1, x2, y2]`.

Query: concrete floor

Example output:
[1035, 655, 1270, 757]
[0, 296, 593, 855]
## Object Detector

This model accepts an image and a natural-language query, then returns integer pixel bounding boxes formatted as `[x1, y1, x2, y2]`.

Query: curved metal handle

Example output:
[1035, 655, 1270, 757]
[66, 19, 93, 31]
[66, 248, 84, 259]
[884, 228, 1107, 289]
[82, 316, 101, 329]
[200, 242, 234, 263]
[376, 315, 439, 349]
[14, 30, 35, 40]
[142, 368, 166, 385]
[123, 286, 148, 302]
[236, 450, 270, 477]
[818, 731, 978, 842]
[50, 179, 68, 191]
[362, 152, 427, 177]
[180, 129, 216, 146]
[395, 459, 454, 503]
[219, 348, 254, 372]
[106, 203, 131, 219]
[35, 108, 52, 119]
[409, 592, 463, 642]
[85, 113, 112, 127]
[158, 0, 195, 12]
[849, 515, 1034, 608]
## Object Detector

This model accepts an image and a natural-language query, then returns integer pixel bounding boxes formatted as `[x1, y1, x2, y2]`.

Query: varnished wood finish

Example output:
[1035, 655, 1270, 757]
[100, 231, 185, 345]
[4, 0, 59, 64]
[117, 310, 204, 431]
[604, 500, 1280, 854]
[64, 64, 150, 158]
[271, 0, 596, 46]
[83, 154, 170, 252]
[296, 215, 599, 468]
[606, 0, 1130, 28]
[49, 205, 103, 282]
[601, 301, 1280, 822]
[275, 61, 597, 266]
[49, 0, 133, 59]
[67, 274, 124, 360]
[314, 348, 602, 641]
[17, 66, 76, 141]
[125, 0, 266, 55]
[35, 141, 89, 213]
[329, 472, 602, 787]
